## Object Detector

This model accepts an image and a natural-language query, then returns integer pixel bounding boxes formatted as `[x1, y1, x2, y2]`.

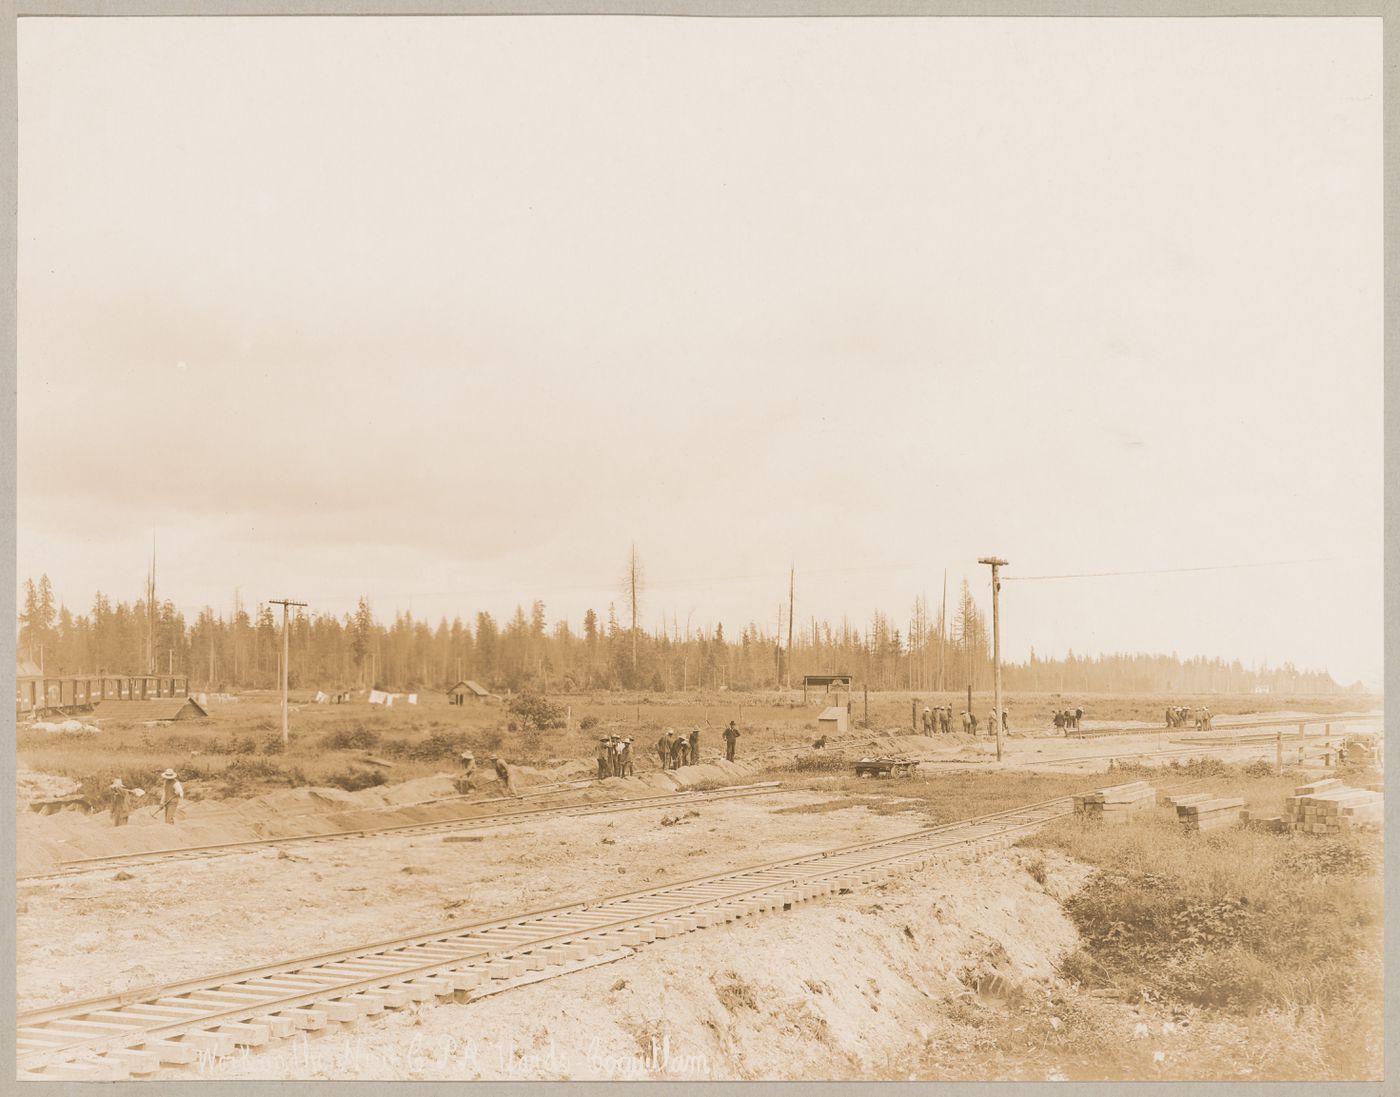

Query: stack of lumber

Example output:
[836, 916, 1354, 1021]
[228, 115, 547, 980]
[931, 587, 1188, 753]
[1074, 781, 1155, 823]
[1283, 780, 1383, 834]
[1176, 796, 1245, 832]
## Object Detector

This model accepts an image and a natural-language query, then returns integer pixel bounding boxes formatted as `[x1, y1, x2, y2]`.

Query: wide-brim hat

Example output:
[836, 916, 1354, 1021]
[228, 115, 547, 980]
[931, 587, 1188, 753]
[161, 769, 178, 780]
[110, 778, 125, 790]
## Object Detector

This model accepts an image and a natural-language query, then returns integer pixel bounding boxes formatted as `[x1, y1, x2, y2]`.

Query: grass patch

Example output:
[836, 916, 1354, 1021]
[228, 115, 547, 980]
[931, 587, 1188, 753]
[1022, 802, 1382, 1026]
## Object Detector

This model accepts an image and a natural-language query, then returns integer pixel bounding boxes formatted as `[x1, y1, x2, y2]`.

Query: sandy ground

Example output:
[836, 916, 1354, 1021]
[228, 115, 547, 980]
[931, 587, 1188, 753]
[15, 758, 764, 875]
[16, 789, 917, 1011]
[196, 847, 1094, 1081]
[16, 767, 82, 803]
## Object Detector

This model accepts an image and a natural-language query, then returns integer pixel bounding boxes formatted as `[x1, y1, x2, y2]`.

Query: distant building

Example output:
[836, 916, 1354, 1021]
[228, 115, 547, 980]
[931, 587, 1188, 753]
[803, 674, 854, 705]
[447, 680, 492, 706]
[17, 668, 192, 719]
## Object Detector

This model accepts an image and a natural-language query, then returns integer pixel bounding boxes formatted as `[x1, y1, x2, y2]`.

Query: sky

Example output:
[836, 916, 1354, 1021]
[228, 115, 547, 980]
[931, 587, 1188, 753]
[15, 16, 1383, 688]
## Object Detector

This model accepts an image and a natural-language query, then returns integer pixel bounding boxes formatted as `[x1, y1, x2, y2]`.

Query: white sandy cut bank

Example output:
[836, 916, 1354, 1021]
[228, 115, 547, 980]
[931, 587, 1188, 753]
[202, 848, 1092, 1081]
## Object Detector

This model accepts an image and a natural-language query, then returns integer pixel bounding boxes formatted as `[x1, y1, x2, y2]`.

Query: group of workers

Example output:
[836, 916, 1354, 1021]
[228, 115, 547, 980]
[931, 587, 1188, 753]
[637, 720, 741, 774]
[918, 707, 1012, 736]
[456, 751, 515, 795]
[655, 728, 698, 770]
[1052, 708, 1084, 733]
[109, 768, 184, 826]
[596, 735, 636, 778]
[1165, 706, 1212, 730]
[920, 707, 956, 734]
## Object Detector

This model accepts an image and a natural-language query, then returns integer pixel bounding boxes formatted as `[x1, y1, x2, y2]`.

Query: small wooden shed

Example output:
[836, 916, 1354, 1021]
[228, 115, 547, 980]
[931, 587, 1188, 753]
[817, 705, 850, 735]
[447, 680, 491, 706]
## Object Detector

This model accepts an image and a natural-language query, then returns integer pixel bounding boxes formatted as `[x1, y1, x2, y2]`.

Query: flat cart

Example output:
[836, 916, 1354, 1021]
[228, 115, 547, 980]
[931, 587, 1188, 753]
[854, 756, 920, 779]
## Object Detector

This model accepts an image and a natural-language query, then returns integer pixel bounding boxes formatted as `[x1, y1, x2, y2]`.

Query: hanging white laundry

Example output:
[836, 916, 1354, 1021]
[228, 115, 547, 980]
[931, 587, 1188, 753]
[408, 694, 418, 705]
[368, 689, 389, 705]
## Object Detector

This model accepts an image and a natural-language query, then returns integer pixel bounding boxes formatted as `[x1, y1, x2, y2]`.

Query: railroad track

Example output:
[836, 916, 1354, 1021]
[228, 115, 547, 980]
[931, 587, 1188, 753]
[20, 782, 784, 882]
[1066, 712, 1382, 741]
[1028, 737, 1309, 769]
[17, 788, 1103, 1080]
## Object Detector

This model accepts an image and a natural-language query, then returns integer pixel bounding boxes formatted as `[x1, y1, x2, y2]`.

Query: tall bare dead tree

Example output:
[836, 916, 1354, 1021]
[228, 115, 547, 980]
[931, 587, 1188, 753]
[625, 544, 644, 673]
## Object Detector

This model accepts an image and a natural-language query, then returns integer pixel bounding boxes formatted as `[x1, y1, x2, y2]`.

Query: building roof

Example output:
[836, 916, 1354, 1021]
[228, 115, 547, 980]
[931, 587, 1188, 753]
[448, 680, 490, 696]
[94, 697, 209, 722]
[804, 674, 853, 686]
[818, 706, 846, 721]
[16, 660, 43, 679]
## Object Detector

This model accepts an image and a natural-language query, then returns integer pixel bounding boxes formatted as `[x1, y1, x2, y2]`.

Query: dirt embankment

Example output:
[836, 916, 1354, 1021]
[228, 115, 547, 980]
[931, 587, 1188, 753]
[16, 789, 916, 1011]
[201, 848, 1092, 1081]
[16, 759, 766, 876]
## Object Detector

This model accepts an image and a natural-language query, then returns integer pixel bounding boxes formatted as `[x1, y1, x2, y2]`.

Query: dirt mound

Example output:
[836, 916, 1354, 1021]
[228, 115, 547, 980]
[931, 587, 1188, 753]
[17, 762, 769, 874]
[17, 768, 83, 805]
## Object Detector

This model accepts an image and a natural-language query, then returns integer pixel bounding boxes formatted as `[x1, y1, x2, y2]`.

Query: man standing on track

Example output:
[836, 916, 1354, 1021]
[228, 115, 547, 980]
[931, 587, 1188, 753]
[158, 768, 183, 824]
[659, 729, 676, 769]
[723, 720, 740, 761]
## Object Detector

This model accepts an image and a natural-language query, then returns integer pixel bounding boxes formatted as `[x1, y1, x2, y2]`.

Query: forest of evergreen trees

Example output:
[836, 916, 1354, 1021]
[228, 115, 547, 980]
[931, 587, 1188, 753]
[15, 574, 1349, 696]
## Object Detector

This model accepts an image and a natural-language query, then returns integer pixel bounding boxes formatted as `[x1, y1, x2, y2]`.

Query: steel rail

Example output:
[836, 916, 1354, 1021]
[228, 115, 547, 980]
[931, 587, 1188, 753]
[17, 788, 1102, 1078]
[21, 783, 783, 881]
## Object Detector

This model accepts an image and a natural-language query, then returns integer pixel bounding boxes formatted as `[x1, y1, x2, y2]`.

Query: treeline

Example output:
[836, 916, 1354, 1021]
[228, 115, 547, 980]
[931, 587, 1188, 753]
[16, 574, 1347, 696]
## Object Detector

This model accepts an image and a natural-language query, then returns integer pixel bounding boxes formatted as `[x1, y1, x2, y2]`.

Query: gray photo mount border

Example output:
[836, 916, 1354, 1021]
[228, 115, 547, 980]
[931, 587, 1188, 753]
[2, 2, 1394, 1096]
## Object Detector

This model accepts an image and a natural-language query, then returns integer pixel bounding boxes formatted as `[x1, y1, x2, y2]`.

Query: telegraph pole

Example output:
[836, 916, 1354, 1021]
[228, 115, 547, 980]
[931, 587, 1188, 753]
[978, 557, 1008, 762]
[269, 598, 307, 746]
[787, 565, 795, 690]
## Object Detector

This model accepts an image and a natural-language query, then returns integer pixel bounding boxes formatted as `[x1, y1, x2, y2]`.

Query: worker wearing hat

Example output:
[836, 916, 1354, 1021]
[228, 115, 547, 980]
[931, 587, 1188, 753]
[596, 737, 612, 780]
[657, 729, 676, 770]
[453, 750, 477, 794]
[723, 720, 740, 761]
[158, 769, 183, 825]
[492, 755, 517, 796]
[109, 777, 143, 827]
[619, 736, 634, 777]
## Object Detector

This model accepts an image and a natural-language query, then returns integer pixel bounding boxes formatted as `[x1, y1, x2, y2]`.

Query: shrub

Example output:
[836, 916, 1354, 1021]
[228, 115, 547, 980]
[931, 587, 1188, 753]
[324, 767, 389, 792]
[790, 753, 849, 773]
[382, 731, 470, 763]
[508, 689, 566, 732]
[318, 726, 382, 752]
[579, 715, 601, 732]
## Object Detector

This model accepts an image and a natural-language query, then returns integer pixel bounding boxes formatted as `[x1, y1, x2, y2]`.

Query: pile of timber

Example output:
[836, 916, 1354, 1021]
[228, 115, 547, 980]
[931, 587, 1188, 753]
[1174, 795, 1246, 832]
[1283, 779, 1383, 835]
[1073, 781, 1155, 823]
